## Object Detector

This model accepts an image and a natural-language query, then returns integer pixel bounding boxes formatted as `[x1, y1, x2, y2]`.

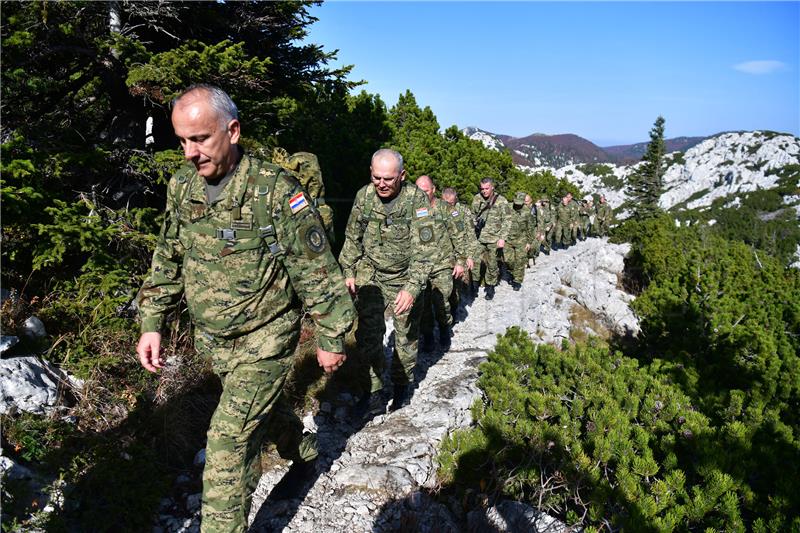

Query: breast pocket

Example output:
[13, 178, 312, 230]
[222, 238, 271, 296]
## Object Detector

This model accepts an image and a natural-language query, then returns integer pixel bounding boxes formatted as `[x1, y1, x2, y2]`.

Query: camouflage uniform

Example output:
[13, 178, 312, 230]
[578, 199, 594, 239]
[138, 154, 355, 532]
[446, 201, 481, 312]
[594, 201, 613, 236]
[554, 198, 580, 246]
[471, 192, 511, 286]
[506, 193, 534, 283]
[535, 199, 555, 252]
[339, 181, 435, 394]
[420, 199, 465, 341]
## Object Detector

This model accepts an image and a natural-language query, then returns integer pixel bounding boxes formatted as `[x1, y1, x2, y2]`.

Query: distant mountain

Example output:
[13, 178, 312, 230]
[603, 136, 706, 164]
[462, 127, 709, 166]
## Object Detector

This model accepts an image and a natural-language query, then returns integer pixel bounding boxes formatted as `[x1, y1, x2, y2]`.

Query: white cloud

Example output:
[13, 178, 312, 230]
[733, 60, 787, 75]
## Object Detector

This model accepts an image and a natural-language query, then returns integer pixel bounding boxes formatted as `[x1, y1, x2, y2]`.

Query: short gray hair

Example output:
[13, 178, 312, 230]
[480, 177, 495, 186]
[371, 148, 404, 172]
[442, 187, 457, 198]
[173, 84, 239, 126]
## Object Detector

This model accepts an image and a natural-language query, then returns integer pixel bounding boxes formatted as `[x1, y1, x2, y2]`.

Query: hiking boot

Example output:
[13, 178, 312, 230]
[268, 457, 317, 501]
[389, 384, 411, 412]
[439, 327, 452, 351]
[354, 390, 387, 419]
[420, 333, 435, 353]
[484, 285, 495, 300]
[511, 281, 522, 291]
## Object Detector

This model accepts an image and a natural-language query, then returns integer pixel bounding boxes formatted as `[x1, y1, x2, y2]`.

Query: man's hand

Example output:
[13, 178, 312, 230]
[497, 239, 505, 249]
[137, 332, 163, 373]
[466, 257, 475, 271]
[394, 290, 414, 315]
[525, 243, 531, 252]
[345, 277, 357, 296]
[452, 264, 465, 280]
[317, 348, 346, 374]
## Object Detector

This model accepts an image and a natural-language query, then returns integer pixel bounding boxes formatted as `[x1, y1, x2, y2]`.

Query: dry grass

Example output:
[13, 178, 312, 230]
[568, 304, 612, 344]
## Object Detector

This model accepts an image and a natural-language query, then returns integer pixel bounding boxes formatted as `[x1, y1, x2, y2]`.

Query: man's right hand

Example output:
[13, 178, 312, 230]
[345, 277, 357, 296]
[137, 332, 163, 373]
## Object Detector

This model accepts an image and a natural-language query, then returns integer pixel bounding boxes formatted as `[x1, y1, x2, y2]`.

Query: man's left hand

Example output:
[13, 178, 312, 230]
[394, 290, 414, 315]
[452, 264, 465, 280]
[317, 348, 346, 374]
[497, 239, 505, 249]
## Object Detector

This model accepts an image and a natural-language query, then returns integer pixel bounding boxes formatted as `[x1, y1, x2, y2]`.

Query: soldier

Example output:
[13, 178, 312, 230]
[471, 178, 511, 300]
[505, 192, 534, 290]
[554, 192, 579, 248]
[441, 187, 479, 316]
[339, 149, 435, 414]
[579, 195, 594, 240]
[415, 176, 465, 352]
[535, 196, 555, 254]
[594, 194, 614, 236]
[523, 193, 538, 266]
[136, 85, 354, 532]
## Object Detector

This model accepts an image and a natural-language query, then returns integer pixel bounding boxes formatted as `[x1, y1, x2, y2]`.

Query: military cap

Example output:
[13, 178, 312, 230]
[513, 192, 526, 206]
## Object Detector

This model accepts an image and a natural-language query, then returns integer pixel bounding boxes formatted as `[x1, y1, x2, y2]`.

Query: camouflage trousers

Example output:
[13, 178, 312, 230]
[421, 267, 454, 337]
[553, 222, 578, 245]
[195, 325, 316, 533]
[477, 242, 502, 286]
[595, 219, 609, 236]
[579, 218, 591, 239]
[504, 243, 528, 283]
[355, 279, 422, 394]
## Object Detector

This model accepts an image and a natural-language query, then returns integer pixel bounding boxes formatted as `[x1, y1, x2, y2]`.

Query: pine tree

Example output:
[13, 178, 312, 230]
[628, 116, 666, 218]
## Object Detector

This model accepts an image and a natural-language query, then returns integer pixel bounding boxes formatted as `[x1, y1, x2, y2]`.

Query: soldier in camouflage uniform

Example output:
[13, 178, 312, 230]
[554, 192, 580, 248]
[339, 149, 435, 413]
[136, 85, 354, 533]
[594, 194, 613, 236]
[535, 197, 555, 254]
[471, 178, 511, 300]
[578, 195, 594, 240]
[505, 192, 534, 290]
[415, 176, 466, 351]
[523, 194, 538, 266]
[441, 187, 479, 316]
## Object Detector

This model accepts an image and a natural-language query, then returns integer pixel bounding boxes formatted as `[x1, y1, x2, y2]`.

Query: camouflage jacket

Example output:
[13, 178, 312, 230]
[428, 199, 465, 272]
[557, 200, 580, 228]
[536, 203, 555, 232]
[507, 206, 534, 246]
[137, 153, 355, 353]
[471, 193, 511, 244]
[595, 203, 613, 224]
[338, 181, 435, 298]
[446, 201, 481, 264]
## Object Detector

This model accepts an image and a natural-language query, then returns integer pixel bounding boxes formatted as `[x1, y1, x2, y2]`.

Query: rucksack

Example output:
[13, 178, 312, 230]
[272, 148, 334, 240]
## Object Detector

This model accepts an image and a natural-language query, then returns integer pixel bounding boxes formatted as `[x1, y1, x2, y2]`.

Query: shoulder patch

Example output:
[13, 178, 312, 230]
[415, 207, 429, 218]
[289, 192, 309, 214]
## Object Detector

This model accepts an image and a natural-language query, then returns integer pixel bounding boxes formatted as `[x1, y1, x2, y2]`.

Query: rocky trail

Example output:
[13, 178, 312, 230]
[242, 237, 638, 533]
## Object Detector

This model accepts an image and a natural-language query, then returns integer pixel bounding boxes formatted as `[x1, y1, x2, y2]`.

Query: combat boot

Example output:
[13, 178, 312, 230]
[439, 327, 452, 351]
[354, 390, 387, 419]
[390, 384, 411, 411]
[511, 281, 522, 291]
[484, 285, 495, 300]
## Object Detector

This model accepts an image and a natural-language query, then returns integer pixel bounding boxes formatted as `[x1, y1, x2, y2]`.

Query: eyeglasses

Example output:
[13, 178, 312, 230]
[371, 174, 400, 184]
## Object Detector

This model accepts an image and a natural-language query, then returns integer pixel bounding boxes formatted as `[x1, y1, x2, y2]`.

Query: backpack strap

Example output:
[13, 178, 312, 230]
[251, 164, 284, 259]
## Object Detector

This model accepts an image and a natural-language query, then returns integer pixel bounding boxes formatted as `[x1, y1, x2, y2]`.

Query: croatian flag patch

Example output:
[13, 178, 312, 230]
[289, 192, 308, 214]
[415, 207, 429, 218]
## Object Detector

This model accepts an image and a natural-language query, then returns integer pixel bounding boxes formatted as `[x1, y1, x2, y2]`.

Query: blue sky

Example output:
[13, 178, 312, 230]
[306, 1, 799, 146]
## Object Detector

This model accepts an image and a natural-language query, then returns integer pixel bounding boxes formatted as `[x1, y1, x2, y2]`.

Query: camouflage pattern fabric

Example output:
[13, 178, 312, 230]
[594, 202, 613, 236]
[554, 199, 580, 245]
[138, 153, 355, 531]
[339, 181, 435, 393]
[445, 201, 480, 313]
[579, 201, 594, 239]
[506, 203, 533, 282]
[535, 200, 555, 252]
[471, 193, 511, 286]
[272, 147, 334, 240]
[420, 199, 462, 337]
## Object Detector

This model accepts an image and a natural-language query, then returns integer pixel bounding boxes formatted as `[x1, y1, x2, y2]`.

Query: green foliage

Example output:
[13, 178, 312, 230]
[628, 116, 667, 219]
[439, 328, 756, 531]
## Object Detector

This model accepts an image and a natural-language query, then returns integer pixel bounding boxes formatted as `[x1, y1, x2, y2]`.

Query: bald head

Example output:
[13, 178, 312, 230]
[415, 175, 435, 203]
